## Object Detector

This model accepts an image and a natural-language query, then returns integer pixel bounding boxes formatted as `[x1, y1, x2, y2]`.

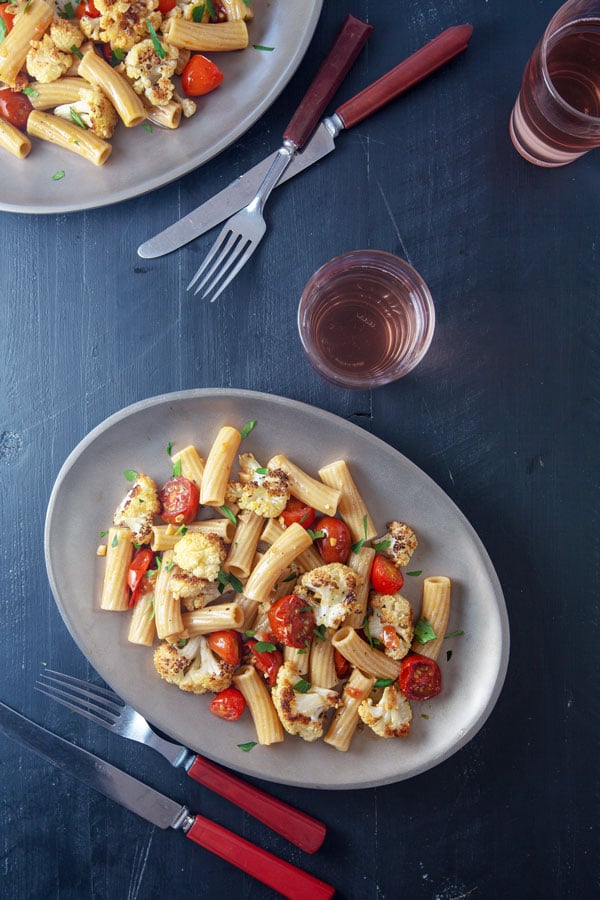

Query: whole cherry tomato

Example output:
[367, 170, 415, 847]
[333, 648, 351, 680]
[76, 0, 100, 17]
[181, 54, 224, 97]
[370, 553, 404, 594]
[159, 475, 199, 525]
[399, 653, 442, 701]
[246, 639, 283, 686]
[127, 548, 154, 606]
[207, 630, 242, 666]
[0, 89, 32, 130]
[157, 0, 176, 11]
[268, 594, 315, 649]
[313, 516, 351, 564]
[0, 3, 16, 33]
[279, 497, 315, 530]
[210, 687, 246, 721]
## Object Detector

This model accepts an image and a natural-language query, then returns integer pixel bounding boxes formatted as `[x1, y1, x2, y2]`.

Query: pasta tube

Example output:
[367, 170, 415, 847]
[163, 19, 249, 52]
[150, 519, 233, 551]
[412, 576, 451, 660]
[100, 527, 134, 611]
[268, 454, 340, 515]
[200, 426, 241, 507]
[346, 546, 375, 628]
[225, 509, 263, 579]
[78, 49, 146, 127]
[27, 111, 112, 166]
[182, 602, 244, 634]
[153, 551, 183, 640]
[332, 627, 400, 680]
[28, 78, 88, 110]
[128, 593, 156, 646]
[233, 665, 284, 745]
[0, 119, 31, 159]
[260, 518, 322, 572]
[324, 668, 375, 752]
[284, 645, 309, 677]
[309, 628, 337, 689]
[318, 460, 377, 542]
[0, 0, 54, 86]
[171, 444, 205, 486]
[244, 522, 313, 604]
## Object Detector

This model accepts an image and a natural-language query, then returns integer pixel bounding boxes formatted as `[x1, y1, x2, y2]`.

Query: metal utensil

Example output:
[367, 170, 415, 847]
[138, 25, 473, 260]
[0, 699, 335, 900]
[36, 669, 325, 853]
[186, 13, 373, 301]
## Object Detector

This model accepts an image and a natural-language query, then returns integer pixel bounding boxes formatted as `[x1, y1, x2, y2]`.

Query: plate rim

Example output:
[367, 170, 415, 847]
[2, 1, 324, 215]
[44, 387, 510, 789]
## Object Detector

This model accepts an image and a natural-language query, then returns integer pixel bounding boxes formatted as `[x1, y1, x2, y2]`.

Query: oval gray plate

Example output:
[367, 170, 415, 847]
[2, 1, 323, 214]
[45, 388, 509, 789]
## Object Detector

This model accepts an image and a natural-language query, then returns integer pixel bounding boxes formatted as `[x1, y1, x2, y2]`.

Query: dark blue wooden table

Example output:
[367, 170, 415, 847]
[0, 1, 597, 897]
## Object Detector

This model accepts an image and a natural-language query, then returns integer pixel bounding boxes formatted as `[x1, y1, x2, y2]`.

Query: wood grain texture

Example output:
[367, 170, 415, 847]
[0, 1, 598, 898]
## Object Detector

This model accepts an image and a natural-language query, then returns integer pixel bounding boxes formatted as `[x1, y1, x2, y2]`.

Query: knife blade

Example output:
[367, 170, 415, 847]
[0, 700, 335, 900]
[138, 24, 473, 259]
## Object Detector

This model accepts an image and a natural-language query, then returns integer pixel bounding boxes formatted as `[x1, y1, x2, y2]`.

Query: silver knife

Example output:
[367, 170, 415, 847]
[0, 700, 335, 900]
[138, 24, 473, 260]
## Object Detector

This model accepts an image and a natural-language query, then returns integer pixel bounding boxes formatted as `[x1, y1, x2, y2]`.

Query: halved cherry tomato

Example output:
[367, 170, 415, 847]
[370, 553, 404, 593]
[127, 548, 154, 606]
[279, 497, 315, 530]
[399, 653, 442, 701]
[313, 516, 351, 564]
[159, 475, 199, 525]
[181, 54, 224, 97]
[76, 0, 100, 18]
[210, 687, 246, 721]
[207, 630, 242, 666]
[0, 89, 32, 130]
[268, 594, 315, 649]
[0, 3, 16, 33]
[246, 639, 283, 686]
[333, 648, 351, 680]
[157, 0, 176, 12]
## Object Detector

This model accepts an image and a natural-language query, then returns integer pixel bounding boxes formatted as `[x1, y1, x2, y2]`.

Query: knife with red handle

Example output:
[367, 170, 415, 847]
[138, 24, 473, 258]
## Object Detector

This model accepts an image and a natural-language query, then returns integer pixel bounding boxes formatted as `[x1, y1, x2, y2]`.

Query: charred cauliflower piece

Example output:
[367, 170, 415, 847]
[368, 592, 414, 660]
[271, 662, 339, 742]
[113, 472, 160, 543]
[380, 521, 418, 568]
[26, 34, 73, 83]
[153, 635, 234, 694]
[49, 20, 85, 52]
[169, 570, 221, 610]
[172, 531, 226, 582]
[80, 0, 163, 50]
[225, 453, 290, 518]
[358, 684, 412, 738]
[54, 88, 119, 139]
[124, 37, 179, 106]
[295, 563, 362, 629]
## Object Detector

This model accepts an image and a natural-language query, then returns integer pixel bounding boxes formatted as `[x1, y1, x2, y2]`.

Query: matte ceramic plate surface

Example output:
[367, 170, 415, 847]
[2, 1, 322, 214]
[45, 389, 509, 789]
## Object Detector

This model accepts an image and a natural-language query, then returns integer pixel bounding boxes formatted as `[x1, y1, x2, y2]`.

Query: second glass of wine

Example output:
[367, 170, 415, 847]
[510, 0, 600, 167]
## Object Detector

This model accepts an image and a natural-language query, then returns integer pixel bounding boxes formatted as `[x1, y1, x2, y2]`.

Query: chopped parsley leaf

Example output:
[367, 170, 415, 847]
[240, 419, 257, 439]
[237, 741, 257, 752]
[413, 617, 437, 644]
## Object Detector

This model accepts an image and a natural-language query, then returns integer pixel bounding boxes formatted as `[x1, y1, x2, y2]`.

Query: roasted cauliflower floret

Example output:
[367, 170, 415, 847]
[358, 684, 412, 737]
[50, 20, 85, 52]
[81, 0, 162, 51]
[124, 37, 179, 105]
[54, 88, 119, 139]
[26, 33, 73, 83]
[153, 635, 234, 694]
[113, 472, 160, 542]
[295, 563, 362, 629]
[271, 662, 339, 742]
[225, 453, 290, 518]
[172, 531, 226, 582]
[367, 592, 414, 660]
[380, 521, 418, 568]
[169, 570, 221, 610]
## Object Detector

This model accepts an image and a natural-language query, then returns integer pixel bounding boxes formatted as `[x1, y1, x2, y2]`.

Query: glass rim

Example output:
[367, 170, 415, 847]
[540, 9, 600, 123]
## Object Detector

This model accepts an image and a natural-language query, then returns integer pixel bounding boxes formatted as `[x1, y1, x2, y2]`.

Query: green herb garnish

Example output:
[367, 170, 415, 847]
[177, 638, 188, 648]
[293, 678, 311, 693]
[373, 539, 391, 553]
[374, 678, 394, 688]
[217, 569, 243, 595]
[22, 86, 38, 97]
[174, 524, 188, 536]
[70, 44, 83, 59]
[253, 641, 276, 653]
[413, 617, 437, 644]
[406, 570, 422, 577]
[444, 630, 464, 639]
[191, 3, 205, 21]
[69, 106, 87, 128]
[172, 458, 182, 477]
[240, 419, 257, 439]
[255, 467, 268, 475]
[166, 441, 173, 455]
[52, 170, 65, 181]
[124, 469, 138, 481]
[351, 514, 369, 554]
[111, 534, 118, 548]
[244, 629, 255, 637]
[238, 741, 257, 752]
[145, 18, 166, 58]
[253, 44, 274, 51]
[220, 505, 237, 526]
[313, 625, 326, 641]
[142, 123, 153, 133]
[99, 530, 108, 537]
[307, 528, 325, 541]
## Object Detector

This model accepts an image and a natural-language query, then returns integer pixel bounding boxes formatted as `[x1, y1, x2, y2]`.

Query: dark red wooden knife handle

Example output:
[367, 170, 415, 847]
[187, 754, 326, 853]
[335, 24, 473, 129]
[283, 14, 373, 150]
[186, 814, 335, 900]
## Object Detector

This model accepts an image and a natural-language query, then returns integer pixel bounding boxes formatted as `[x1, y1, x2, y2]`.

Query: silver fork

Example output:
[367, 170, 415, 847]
[186, 14, 373, 301]
[36, 669, 326, 854]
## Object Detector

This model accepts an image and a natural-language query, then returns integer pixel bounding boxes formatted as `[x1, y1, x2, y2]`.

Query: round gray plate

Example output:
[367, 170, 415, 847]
[3, 1, 323, 214]
[45, 389, 509, 789]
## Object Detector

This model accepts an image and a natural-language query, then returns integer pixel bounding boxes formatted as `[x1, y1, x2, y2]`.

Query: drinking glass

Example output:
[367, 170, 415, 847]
[510, 0, 600, 166]
[297, 250, 435, 390]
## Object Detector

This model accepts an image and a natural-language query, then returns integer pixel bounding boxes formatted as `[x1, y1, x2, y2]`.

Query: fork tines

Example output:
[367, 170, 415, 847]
[36, 669, 123, 727]
[187, 228, 256, 302]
